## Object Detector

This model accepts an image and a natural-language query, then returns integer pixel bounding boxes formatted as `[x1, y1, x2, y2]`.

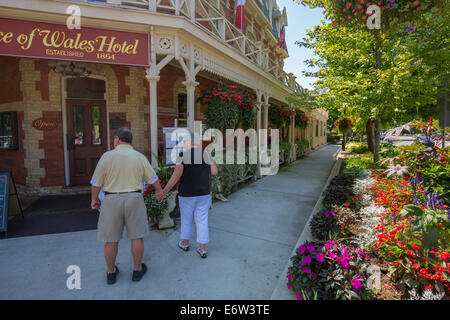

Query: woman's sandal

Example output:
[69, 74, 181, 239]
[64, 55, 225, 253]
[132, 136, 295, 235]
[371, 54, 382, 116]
[178, 240, 190, 252]
[196, 247, 207, 259]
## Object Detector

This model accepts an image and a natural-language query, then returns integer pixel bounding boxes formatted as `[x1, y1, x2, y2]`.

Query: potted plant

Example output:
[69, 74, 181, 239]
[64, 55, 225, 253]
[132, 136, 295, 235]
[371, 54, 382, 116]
[143, 158, 178, 229]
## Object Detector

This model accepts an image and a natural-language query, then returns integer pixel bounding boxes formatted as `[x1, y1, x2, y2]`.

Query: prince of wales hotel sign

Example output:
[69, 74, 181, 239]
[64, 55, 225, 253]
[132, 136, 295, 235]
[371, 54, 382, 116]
[0, 18, 149, 66]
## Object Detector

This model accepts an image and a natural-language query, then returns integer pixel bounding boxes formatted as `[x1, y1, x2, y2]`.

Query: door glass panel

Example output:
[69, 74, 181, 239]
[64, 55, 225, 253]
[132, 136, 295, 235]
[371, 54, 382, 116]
[91, 106, 101, 145]
[177, 93, 188, 127]
[73, 105, 84, 145]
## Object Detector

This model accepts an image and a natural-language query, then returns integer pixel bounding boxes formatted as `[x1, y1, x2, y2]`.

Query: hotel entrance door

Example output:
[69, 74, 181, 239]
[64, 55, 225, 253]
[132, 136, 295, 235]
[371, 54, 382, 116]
[66, 99, 107, 185]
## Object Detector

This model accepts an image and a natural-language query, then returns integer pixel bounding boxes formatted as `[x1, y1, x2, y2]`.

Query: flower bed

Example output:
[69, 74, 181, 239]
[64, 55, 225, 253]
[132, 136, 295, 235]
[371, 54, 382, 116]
[286, 129, 449, 299]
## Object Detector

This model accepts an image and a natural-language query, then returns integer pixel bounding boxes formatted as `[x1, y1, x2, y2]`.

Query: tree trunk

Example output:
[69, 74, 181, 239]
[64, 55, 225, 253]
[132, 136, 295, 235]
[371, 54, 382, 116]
[372, 37, 382, 163]
[342, 133, 346, 151]
[374, 118, 381, 163]
[366, 119, 375, 153]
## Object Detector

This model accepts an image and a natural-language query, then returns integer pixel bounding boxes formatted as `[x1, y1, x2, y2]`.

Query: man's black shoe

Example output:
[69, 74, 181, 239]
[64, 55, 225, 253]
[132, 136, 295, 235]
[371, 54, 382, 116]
[107, 266, 119, 285]
[132, 263, 147, 282]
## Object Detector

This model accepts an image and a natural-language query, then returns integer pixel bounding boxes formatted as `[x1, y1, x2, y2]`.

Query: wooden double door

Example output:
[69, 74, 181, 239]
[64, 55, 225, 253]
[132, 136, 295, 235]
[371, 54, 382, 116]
[66, 99, 108, 185]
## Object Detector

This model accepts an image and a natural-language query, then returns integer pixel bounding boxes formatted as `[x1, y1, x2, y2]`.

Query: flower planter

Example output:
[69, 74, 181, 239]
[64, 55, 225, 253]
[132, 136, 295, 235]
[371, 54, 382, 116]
[157, 190, 177, 230]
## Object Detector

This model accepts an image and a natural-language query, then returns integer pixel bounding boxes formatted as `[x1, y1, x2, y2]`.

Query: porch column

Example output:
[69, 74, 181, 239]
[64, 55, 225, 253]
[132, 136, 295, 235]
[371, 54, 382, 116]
[183, 80, 199, 131]
[290, 115, 295, 162]
[146, 74, 160, 168]
[263, 103, 269, 130]
[256, 92, 263, 178]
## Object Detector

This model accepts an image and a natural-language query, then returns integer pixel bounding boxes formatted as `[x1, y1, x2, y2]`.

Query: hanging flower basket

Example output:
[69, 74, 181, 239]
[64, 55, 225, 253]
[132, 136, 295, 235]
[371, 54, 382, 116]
[334, 118, 354, 134]
[269, 105, 295, 128]
[198, 85, 258, 131]
[325, 0, 444, 32]
[295, 112, 309, 129]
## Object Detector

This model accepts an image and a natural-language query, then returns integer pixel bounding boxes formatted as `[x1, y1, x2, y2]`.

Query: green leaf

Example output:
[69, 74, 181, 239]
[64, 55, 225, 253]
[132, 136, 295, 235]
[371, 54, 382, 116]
[400, 204, 424, 217]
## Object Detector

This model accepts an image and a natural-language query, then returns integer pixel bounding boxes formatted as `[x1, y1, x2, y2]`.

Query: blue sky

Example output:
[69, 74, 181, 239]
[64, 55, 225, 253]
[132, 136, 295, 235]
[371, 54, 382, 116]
[276, 0, 325, 90]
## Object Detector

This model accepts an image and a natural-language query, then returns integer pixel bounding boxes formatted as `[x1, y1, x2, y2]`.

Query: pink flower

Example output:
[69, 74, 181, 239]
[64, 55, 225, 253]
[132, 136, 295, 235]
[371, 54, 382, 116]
[288, 275, 293, 280]
[328, 251, 336, 259]
[303, 267, 310, 274]
[304, 256, 312, 264]
[351, 278, 362, 290]
[343, 203, 350, 207]
[286, 282, 291, 289]
[316, 253, 325, 263]
[325, 212, 330, 217]
[307, 243, 315, 253]
[312, 273, 318, 279]
[298, 245, 306, 254]
[296, 292, 303, 300]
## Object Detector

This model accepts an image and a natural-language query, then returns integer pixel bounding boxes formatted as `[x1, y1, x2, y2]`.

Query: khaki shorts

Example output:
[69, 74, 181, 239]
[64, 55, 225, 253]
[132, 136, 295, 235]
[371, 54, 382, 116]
[97, 192, 149, 242]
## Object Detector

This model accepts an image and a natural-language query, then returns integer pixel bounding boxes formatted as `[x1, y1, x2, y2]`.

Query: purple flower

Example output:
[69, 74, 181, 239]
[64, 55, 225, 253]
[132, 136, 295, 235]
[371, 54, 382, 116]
[351, 278, 362, 290]
[296, 292, 303, 300]
[303, 266, 310, 274]
[387, 0, 396, 9]
[325, 211, 330, 217]
[288, 275, 293, 280]
[298, 245, 306, 254]
[316, 253, 325, 263]
[304, 256, 312, 264]
[405, 24, 416, 33]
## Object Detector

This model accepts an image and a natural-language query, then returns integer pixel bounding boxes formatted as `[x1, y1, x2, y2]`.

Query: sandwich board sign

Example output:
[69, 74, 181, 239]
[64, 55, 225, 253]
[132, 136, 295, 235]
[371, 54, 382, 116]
[0, 171, 24, 234]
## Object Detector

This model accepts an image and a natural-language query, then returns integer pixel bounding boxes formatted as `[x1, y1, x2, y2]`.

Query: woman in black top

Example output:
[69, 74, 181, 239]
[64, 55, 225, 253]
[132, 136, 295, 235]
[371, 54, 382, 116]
[158, 132, 218, 258]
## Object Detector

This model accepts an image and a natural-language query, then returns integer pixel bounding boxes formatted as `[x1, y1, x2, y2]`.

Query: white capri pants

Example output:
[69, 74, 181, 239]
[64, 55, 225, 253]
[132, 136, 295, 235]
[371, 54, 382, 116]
[179, 194, 211, 244]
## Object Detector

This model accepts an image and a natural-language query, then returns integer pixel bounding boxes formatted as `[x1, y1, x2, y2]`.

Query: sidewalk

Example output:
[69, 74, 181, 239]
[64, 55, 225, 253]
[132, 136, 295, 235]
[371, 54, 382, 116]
[0, 145, 340, 300]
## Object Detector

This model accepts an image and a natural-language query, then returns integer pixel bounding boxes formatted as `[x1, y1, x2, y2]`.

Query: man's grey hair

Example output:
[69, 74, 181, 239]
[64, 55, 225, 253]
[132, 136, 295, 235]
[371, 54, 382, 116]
[115, 126, 133, 143]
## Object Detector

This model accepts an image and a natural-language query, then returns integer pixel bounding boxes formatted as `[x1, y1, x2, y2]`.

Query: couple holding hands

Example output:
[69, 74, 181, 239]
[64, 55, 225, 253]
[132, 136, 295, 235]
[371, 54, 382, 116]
[91, 127, 217, 285]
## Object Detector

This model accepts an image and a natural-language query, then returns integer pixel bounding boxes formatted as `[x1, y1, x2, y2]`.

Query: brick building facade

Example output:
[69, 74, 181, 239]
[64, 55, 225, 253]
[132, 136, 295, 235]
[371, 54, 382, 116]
[0, 0, 328, 196]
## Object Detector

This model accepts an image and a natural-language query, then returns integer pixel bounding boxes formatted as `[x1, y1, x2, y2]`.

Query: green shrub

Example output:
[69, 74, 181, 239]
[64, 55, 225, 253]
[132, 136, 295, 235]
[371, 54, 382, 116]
[379, 141, 398, 158]
[295, 139, 310, 158]
[342, 153, 382, 176]
[327, 133, 341, 144]
[211, 148, 258, 197]
[346, 142, 369, 154]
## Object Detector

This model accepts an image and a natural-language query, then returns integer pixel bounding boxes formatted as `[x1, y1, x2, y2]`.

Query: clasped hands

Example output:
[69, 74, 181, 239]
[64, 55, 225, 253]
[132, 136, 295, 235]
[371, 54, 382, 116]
[154, 188, 168, 201]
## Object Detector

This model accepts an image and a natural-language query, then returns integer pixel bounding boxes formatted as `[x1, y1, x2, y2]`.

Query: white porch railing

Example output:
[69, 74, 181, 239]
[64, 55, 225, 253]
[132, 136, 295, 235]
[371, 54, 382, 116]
[66, 0, 302, 93]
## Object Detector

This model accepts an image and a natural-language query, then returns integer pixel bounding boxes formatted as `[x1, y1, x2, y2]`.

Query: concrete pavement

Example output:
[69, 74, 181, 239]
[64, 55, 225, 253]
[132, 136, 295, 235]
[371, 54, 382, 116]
[0, 145, 340, 300]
